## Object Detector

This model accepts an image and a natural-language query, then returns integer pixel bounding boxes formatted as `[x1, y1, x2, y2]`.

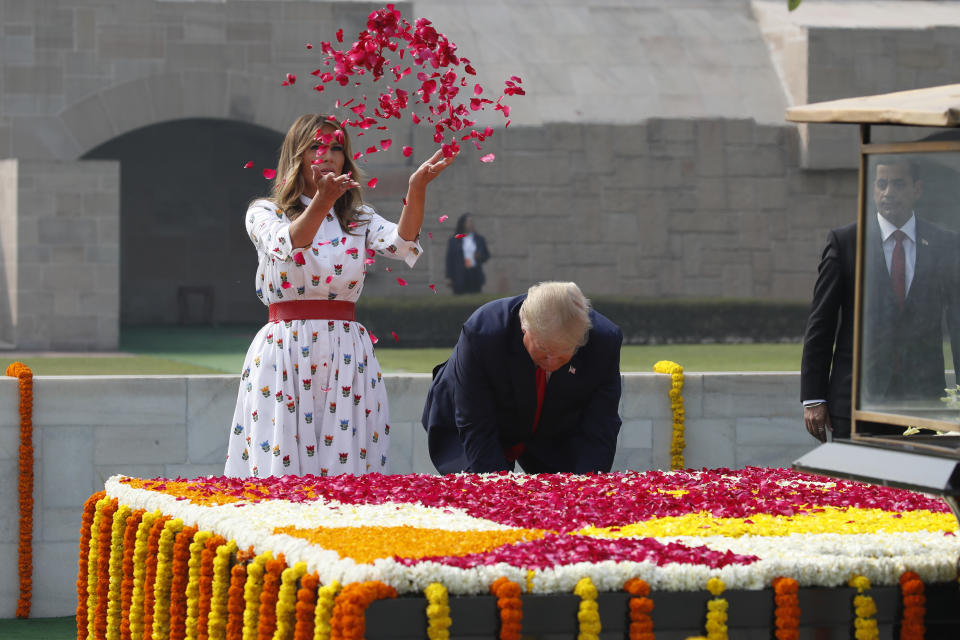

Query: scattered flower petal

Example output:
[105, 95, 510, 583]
[480, 153, 495, 163]
[391, 331, 399, 343]
[243, 161, 254, 169]
[367, 178, 378, 188]
[263, 168, 277, 180]
[402, 146, 413, 157]
[438, 215, 448, 223]
[396, 277, 407, 286]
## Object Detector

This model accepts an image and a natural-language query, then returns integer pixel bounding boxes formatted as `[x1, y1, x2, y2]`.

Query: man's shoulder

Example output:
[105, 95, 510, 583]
[463, 295, 524, 336]
[587, 309, 622, 343]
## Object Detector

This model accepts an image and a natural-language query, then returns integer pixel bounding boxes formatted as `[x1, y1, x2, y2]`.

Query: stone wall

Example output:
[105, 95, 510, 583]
[0, 160, 120, 350]
[0, 371, 814, 617]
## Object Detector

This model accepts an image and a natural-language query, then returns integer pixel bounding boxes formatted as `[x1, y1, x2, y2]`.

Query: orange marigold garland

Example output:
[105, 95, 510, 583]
[292, 573, 318, 640]
[77, 491, 106, 640]
[226, 551, 252, 640]
[186, 530, 214, 639]
[772, 577, 800, 640]
[95, 498, 119, 640]
[169, 525, 198, 640]
[120, 509, 145, 640]
[141, 515, 170, 639]
[624, 578, 654, 640]
[197, 534, 227, 640]
[256, 554, 287, 640]
[329, 581, 398, 640]
[899, 571, 925, 640]
[490, 577, 523, 640]
[6, 362, 34, 619]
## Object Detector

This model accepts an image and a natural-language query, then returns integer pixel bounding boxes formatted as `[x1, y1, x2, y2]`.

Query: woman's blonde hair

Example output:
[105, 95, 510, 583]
[518, 281, 592, 349]
[269, 113, 367, 234]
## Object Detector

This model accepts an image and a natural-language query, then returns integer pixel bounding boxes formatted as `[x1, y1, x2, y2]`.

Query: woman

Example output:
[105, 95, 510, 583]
[225, 113, 457, 478]
[445, 213, 490, 294]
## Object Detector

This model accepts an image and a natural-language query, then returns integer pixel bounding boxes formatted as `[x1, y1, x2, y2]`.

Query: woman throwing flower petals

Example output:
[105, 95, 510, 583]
[225, 113, 457, 478]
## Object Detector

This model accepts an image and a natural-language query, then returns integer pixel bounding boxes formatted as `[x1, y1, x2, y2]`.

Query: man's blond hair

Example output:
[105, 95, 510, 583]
[518, 281, 592, 348]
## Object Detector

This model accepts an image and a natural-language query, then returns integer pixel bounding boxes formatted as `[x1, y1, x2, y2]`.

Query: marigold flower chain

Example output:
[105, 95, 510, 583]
[129, 509, 159, 640]
[899, 571, 925, 640]
[225, 551, 251, 640]
[329, 581, 397, 640]
[186, 530, 214, 639]
[705, 577, 728, 640]
[140, 515, 169, 640]
[152, 519, 185, 640]
[107, 504, 133, 640]
[312, 578, 340, 640]
[771, 577, 800, 640]
[490, 577, 523, 640]
[573, 577, 601, 640]
[77, 491, 105, 640]
[87, 496, 108, 639]
[209, 540, 240, 639]
[275, 561, 308, 640]
[241, 551, 270, 640]
[424, 583, 452, 640]
[653, 360, 685, 470]
[849, 575, 879, 640]
[257, 554, 286, 640]
[292, 572, 318, 640]
[96, 499, 119, 640]
[198, 535, 227, 640]
[6, 362, 34, 619]
[120, 509, 145, 640]
[624, 578, 654, 640]
[168, 525, 198, 640]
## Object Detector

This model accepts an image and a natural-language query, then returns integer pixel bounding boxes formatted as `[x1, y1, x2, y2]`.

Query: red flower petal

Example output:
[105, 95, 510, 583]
[281, 281, 292, 289]
[396, 277, 407, 286]
[365, 146, 377, 154]
[313, 84, 325, 93]
[243, 161, 254, 169]
[364, 258, 376, 265]
[369, 331, 378, 344]
[391, 331, 399, 343]
[306, 43, 313, 50]
[455, 233, 466, 239]
[293, 252, 306, 265]
[402, 146, 413, 157]
[427, 232, 433, 239]
[367, 178, 378, 188]
[325, 276, 333, 284]
[473, 84, 483, 96]
[411, 113, 421, 124]
[380, 139, 392, 151]
[480, 153, 495, 163]
[285, 73, 296, 85]
[429, 284, 437, 293]
[438, 215, 448, 223]
[263, 168, 277, 180]
[336, 28, 343, 43]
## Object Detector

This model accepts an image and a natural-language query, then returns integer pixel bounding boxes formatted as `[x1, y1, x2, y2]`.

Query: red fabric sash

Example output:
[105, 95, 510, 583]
[268, 300, 356, 323]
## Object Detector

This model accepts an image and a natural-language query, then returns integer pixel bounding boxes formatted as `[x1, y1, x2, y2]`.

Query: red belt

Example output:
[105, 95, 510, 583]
[268, 300, 356, 323]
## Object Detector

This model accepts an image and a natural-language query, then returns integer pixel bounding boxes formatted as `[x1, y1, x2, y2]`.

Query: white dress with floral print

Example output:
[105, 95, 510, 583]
[224, 196, 421, 478]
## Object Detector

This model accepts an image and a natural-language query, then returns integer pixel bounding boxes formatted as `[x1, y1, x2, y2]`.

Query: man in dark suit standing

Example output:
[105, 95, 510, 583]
[422, 281, 623, 473]
[801, 160, 960, 441]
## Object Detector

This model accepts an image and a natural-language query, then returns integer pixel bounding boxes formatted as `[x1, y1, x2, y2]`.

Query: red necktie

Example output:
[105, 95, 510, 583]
[505, 368, 547, 462]
[891, 229, 906, 309]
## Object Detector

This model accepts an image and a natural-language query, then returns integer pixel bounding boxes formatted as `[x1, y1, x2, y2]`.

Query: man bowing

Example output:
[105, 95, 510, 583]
[422, 281, 623, 473]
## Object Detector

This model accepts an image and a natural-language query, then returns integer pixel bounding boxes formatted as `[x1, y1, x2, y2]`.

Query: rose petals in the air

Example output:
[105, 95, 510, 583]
[263, 168, 277, 180]
[480, 153, 495, 163]
[396, 277, 407, 286]
[243, 161, 254, 169]
[367, 178, 378, 188]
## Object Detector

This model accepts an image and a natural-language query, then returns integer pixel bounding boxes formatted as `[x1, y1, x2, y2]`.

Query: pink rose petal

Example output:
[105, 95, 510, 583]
[396, 277, 407, 286]
[402, 146, 413, 157]
[243, 161, 254, 169]
[263, 168, 277, 180]
[367, 178, 378, 188]
[391, 331, 399, 343]
[438, 215, 448, 223]
[480, 153, 495, 163]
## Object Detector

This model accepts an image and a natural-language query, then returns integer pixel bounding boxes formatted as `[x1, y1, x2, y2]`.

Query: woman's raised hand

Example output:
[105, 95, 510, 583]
[409, 148, 459, 189]
[312, 166, 359, 206]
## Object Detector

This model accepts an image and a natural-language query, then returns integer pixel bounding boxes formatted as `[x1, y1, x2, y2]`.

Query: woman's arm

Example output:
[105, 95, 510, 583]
[397, 148, 459, 241]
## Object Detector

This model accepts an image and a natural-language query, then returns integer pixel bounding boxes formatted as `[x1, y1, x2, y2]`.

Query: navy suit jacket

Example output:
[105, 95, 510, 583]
[801, 217, 960, 419]
[421, 295, 623, 474]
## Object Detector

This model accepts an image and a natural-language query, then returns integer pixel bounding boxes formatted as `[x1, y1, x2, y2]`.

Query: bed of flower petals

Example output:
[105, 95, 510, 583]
[107, 467, 960, 596]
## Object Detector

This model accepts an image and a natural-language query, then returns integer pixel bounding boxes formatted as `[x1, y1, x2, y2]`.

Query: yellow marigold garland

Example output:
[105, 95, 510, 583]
[624, 578, 654, 640]
[424, 583, 452, 640]
[241, 551, 271, 640]
[120, 509, 146, 640]
[772, 577, 800, 640]
[87, 496, 109, 639]
[6, 362, 34, 619]
[274, 561, 308, 640]
[152, 519, 185, 640]
[206, 539, 238, 640]
[849, 575, 879, 640]
[185, 530, 214, 640]
[129, 510, 161, 640]
[76, 491, 105, 640]
[490, 577, 523, 640]
[141, 516, 170, 640]
[574, 577, 601, 640]
[653, 360, 685, 470]
[107, 504, 133, 640]
[899, 571, 925, 640]
[312, 579, 340, 640]
[705, 577, 728, 640]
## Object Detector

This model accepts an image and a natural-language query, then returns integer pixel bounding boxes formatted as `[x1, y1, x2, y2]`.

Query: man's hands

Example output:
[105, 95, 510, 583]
[804, 403, 832, 442]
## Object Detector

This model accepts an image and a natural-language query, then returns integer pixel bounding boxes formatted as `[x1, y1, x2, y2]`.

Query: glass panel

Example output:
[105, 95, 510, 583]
[859, 152, 960, 432]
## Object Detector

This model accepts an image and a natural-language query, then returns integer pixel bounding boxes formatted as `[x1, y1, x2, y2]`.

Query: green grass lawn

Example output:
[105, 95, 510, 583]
[0, 325, 805, 375]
